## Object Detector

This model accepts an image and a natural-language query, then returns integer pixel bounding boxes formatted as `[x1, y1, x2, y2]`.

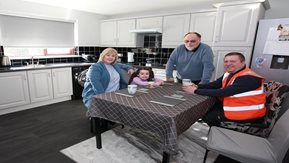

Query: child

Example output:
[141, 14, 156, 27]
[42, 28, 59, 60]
[128, 67, 164, 86]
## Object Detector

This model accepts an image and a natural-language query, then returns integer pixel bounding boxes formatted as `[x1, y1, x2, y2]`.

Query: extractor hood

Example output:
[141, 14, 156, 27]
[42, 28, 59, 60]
[129, 28, 162, 34]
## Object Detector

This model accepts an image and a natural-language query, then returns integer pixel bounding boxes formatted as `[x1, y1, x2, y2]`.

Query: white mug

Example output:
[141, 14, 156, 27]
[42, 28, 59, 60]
[127, 84, 137, 94]
[182, 79, 192, 86]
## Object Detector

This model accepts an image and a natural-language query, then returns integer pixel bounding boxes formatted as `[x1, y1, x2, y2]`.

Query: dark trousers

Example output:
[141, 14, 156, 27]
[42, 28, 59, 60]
[202, 101, 265, 127]
[176, 78, 200, 85]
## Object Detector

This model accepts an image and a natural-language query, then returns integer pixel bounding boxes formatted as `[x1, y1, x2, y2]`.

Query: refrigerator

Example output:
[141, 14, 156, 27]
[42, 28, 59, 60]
[250, 18, 289, 85]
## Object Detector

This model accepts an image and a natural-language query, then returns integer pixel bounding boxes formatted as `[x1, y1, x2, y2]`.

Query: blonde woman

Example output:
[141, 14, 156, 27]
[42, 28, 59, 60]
[82, 48, 134, 108]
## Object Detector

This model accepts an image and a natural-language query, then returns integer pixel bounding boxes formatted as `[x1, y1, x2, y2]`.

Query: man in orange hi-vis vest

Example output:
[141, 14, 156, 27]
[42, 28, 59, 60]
[182, 52, 266, 127]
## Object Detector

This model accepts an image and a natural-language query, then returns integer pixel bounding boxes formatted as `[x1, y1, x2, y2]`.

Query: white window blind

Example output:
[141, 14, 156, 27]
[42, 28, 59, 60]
[0, 15, 75, 47]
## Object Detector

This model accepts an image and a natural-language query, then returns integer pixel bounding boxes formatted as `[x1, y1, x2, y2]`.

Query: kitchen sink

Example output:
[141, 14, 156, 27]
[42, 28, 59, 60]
[7, 63, 93, 71]
[26, 64, 46, 68]
[10, 64, 47, 70]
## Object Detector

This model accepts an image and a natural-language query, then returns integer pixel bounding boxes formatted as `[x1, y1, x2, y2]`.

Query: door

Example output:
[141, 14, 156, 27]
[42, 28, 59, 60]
[0, 71, 30, 110]
[28, 69, 53, 103]
[190, 12, 216, 46]
[52, 67, 73, 98]
[136, 16, 163, 30]
[100, 21, 117, 46]
[117, 19, 136, 47]
[214, 3, 265, 47]
[162, 14, 190, 48]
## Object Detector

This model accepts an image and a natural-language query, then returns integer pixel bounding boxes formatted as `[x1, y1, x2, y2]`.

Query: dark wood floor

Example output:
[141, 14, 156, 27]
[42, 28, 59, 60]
[0, 99, 94, 163]
[0, 99, 247, 163]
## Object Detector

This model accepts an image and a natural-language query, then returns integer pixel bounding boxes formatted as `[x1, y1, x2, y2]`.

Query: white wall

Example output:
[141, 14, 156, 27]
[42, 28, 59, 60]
[265, 0, 289, 19]
[0, 0, 106, 46]
[108, 0, 289, 20]
[1, 0, 288, 46]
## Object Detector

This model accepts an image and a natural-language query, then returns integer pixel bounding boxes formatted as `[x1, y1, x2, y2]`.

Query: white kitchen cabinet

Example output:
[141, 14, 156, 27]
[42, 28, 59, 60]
[162, 14, 190, 48]
[52, 67, 72, 98]
[0, 71, 30, 110]
[214, 3, 265, 47]
[100, 19, 136, 47]
[100, 21, 117, 46]
[136, 16, 163, 30]
[28, 67, 72, 103]
[212, 47, 253, 80]
[189, 12, 217, 46]
[28, 69, 53, 103]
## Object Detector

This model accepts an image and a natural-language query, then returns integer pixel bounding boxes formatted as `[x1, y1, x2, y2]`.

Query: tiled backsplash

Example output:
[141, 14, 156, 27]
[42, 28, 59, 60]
[1, 44, 174, 67]
[0, 46, 4, 57]
[76, 46, 173, 67]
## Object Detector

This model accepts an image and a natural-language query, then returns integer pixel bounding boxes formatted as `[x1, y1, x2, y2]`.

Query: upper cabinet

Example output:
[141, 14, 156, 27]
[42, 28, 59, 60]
[190, 12, 217, 46]
[100, 19, 136, 47]
[162, 14, 190, 48]
[100, 21, 117, 46]
[214, 3, 265, 47]
[136, 16, 163, 30]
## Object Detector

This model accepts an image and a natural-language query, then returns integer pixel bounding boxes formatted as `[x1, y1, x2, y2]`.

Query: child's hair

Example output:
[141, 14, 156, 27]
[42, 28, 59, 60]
[128, 67, 155, 84]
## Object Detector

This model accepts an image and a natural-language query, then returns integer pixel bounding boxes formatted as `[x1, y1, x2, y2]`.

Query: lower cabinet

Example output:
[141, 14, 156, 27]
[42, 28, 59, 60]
[0, 67, 73, 115]
[0, 71, 30, 110]
[52, 68, 73, 98]
[28, 69, 53, 103]
[28, 67, 73, 103]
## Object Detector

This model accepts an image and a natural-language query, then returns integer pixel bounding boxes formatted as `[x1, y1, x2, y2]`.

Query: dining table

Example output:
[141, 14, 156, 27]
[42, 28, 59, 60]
[87, 83, 216, 163]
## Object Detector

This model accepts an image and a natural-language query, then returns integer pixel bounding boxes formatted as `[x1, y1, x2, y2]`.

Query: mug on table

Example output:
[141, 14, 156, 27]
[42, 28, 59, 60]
[182, 79, 192, 86]
[128, 84, 137, 94]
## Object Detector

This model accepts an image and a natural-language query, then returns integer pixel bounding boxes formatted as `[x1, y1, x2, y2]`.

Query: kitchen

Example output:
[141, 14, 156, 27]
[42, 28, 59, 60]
[0, 0, 289, 162]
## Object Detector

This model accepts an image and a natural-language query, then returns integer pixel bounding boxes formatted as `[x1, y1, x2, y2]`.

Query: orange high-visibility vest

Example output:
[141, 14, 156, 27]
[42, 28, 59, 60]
[222, 68, 266, 120]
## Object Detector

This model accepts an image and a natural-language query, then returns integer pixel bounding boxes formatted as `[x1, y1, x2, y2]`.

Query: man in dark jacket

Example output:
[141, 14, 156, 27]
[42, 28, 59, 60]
[182, 52, 266, 127]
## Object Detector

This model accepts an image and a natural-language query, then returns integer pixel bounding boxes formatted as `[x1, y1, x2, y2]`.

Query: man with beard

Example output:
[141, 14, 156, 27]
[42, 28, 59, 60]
[165, 32, 215, 84]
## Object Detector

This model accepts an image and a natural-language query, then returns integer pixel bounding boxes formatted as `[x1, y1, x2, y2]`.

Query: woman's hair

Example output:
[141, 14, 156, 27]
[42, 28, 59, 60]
[128, 67, 155, 84]
[98, 47, 118, 64]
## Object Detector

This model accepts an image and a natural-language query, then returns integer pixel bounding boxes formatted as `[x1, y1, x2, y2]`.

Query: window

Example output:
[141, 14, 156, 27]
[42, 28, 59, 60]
[0, 14, 75, 57]
[4, 47, 74, 57]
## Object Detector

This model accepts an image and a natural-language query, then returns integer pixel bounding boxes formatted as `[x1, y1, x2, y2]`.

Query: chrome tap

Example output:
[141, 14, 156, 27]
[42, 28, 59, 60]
[31, 56, 34, 66]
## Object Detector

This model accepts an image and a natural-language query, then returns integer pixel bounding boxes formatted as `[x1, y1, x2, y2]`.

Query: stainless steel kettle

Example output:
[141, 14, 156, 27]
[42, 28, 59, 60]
[1, 56, 11, 67]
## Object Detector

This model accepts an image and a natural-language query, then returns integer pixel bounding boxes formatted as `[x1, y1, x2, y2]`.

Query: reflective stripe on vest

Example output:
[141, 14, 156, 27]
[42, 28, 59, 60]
[224, 104, 265, 111]
[231, 87, 264, 97]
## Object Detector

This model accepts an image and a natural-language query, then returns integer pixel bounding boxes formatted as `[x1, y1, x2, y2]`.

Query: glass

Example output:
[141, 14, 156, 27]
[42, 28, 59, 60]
[127, 84, 137, 94]
[182, 79, 192, 86]
[148, 81, 154, 88]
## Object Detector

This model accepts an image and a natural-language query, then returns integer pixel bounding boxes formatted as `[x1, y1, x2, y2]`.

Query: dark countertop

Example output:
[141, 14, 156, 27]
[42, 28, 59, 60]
[0, 63, 94, 73]
[0, 62, 167, 73]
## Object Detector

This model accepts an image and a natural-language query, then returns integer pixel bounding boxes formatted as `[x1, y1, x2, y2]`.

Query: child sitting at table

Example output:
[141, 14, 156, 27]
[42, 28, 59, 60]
[128, 67, 164, 86]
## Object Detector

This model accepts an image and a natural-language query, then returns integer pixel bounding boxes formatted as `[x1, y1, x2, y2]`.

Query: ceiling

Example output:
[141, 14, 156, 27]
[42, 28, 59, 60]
[21, 0, 245, 16]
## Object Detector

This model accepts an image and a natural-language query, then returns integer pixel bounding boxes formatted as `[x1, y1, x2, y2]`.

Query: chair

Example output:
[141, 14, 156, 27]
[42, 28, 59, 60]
[203, 90, 289, 163]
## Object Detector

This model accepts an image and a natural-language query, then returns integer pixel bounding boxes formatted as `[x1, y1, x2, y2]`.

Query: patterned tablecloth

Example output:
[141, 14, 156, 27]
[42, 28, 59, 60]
[87, 83, 216, 154]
